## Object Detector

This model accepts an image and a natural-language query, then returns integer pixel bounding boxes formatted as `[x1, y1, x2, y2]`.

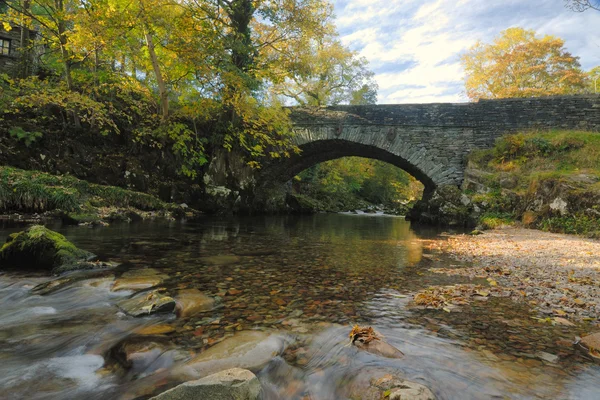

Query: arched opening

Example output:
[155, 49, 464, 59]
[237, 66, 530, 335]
[259, 139, 437, 199]
[257, 139, 436, 213]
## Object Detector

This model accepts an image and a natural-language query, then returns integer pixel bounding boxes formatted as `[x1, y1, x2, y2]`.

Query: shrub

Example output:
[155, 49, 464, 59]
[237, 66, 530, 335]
[9, 126, 43, 147]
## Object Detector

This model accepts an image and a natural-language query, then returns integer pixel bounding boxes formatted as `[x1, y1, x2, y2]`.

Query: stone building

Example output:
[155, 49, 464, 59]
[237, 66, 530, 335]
[0, 24, 37, 76]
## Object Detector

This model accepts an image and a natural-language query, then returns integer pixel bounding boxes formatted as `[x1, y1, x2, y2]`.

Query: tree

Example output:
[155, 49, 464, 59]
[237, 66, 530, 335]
[4, 0, 80, 89]
[564, 0, 600, 12]
[271, 34, 378, 106]
[461, 27, 587, 101]
[588, 66, 600, 93]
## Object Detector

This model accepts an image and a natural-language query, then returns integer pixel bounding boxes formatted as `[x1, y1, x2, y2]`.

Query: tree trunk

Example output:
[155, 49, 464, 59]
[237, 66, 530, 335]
[19, 0, 31, 78]
[227, 0, 255, 74]
[93, 48, 100, 86]
[55, 0, 73, 90]
[143, 30, 169, 119]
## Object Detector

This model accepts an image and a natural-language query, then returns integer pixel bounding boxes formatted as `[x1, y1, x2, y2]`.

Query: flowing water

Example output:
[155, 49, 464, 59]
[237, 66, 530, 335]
[0, 214, 599, 399]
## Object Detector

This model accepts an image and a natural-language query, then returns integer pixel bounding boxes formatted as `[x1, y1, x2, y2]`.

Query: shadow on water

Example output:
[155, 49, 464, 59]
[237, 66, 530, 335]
[0, 214, 599, 399]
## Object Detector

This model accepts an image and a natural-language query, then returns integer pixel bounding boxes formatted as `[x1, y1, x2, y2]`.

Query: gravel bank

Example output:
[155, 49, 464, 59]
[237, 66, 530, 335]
[426, 228, 600, 323]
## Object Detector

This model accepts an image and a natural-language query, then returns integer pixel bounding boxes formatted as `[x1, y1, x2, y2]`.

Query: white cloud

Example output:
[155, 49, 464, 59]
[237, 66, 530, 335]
[332, 0, 600, 104]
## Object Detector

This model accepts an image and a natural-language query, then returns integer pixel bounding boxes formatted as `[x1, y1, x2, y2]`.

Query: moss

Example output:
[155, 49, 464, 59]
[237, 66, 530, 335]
[0, 225, 94, 271]
[0, 165, 169, 215]
[479, 212, 515, 230]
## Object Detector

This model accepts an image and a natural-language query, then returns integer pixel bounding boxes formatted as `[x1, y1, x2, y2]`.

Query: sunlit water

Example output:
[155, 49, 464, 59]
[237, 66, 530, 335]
[0, 215, 599, 399]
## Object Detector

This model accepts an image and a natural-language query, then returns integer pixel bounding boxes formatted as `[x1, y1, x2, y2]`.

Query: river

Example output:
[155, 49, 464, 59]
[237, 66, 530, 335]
[0, 214, 598, 399]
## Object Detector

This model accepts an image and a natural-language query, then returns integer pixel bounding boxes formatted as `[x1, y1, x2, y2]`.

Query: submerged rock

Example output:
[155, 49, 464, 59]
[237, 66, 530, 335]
[117, 290, 176, 317]
[151, 368, 261, 400]
[52, 260, 118, 275]
[346, 370, 436, 400]
[372, 374, 435, 400]
[0, 225, 94, 273]
[105, 335, 187, 378]
[350, 325, 404, 359]
[175, 289, 217, 318]
[176, 330, 287, 380]
[199, 255, 241, 266]
[354, 338, 405, 359]
[112, 268, 168, 291]
[32, 269, 115, 295]
[576, 332, 600, 363]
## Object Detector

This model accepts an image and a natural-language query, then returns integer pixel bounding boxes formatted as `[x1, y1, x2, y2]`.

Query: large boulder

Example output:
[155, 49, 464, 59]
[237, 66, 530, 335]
[151, 368, 261, 400]
[0, 225, 94, 273]
[407, 185, 476, 227]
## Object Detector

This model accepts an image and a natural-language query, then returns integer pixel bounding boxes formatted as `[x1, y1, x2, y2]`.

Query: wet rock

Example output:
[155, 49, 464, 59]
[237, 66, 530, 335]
[372, 373, 435, 400]
[0, 225, 94, 273]
[52, 260, 118, 275]
[106, 336, 187, 379]
[536, 351, 559, 364]
[112, 268, 168, 291]
[576, 332, 600, 362]
[175, 289, 216, 318]
[388, 381, 436, 400]
[117, 291, 176, 317]
[354, 339, 404, 359]
[347, 371, 435, 400]
[136, 324, 177, 335]
[407, 185, 476, 227]
[350, 326, 404, 359]
[150, 368, 261, 400]
[177, 330, 287, 379]
[32, 269, 114, 295]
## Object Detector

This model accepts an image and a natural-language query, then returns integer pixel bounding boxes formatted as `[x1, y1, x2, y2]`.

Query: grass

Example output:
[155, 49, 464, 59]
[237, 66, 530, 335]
[468, 130, 600, 236]
[470, 130, 600, 186]
[479, 211, 516, 230]
[0, 166, 167, 213]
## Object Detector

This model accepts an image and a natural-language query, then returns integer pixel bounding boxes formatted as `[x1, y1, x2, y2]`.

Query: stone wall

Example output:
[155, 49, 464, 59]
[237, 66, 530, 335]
[0, 26, 37, 76]
[278, 95, 600, 189]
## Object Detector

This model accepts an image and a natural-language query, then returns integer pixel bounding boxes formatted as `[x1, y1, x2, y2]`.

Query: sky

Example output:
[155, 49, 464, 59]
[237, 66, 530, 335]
[331, 0, 600, 104]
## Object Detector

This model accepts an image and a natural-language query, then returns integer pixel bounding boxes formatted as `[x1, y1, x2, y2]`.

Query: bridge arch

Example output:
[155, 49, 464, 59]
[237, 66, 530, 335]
[252, 96, 600, 205]
[258, 138, 439, 198]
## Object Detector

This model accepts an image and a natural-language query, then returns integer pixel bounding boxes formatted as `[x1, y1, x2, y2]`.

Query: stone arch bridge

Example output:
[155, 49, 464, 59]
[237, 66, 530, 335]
[258, 95, 600, 197]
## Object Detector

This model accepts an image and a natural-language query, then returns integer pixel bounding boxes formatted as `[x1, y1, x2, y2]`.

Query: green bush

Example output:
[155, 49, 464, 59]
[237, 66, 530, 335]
[538, 214, 600, 237]
[9, 126, 43, 147]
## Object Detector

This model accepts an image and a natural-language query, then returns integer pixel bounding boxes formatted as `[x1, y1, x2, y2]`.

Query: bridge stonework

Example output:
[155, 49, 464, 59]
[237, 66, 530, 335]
[260, 95, 600, 194]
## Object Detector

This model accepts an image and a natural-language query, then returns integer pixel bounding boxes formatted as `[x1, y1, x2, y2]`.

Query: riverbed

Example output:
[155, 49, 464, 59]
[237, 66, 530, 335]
[1, 215, 599, 399]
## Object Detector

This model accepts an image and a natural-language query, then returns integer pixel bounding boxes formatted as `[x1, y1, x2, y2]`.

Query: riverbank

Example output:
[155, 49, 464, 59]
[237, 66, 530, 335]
[0, 166, 199, 224]
[424, 227, 600, 324]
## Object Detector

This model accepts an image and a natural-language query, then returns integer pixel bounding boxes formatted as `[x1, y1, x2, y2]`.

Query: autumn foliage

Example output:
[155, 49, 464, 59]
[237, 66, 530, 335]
[461, 27, 587, 101]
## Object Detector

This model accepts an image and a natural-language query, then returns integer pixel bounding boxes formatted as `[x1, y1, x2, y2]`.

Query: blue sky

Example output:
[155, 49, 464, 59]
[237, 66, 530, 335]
[331, 0, 600, 104]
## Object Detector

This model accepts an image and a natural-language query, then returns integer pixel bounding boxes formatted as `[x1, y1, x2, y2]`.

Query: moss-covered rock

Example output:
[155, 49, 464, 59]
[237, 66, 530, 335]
[407, 185, 477, 227]
[0, 225, 95, 272]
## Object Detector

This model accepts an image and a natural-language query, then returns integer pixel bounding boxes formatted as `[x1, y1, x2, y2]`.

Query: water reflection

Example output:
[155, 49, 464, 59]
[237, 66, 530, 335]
[0, 215, 599, 399]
